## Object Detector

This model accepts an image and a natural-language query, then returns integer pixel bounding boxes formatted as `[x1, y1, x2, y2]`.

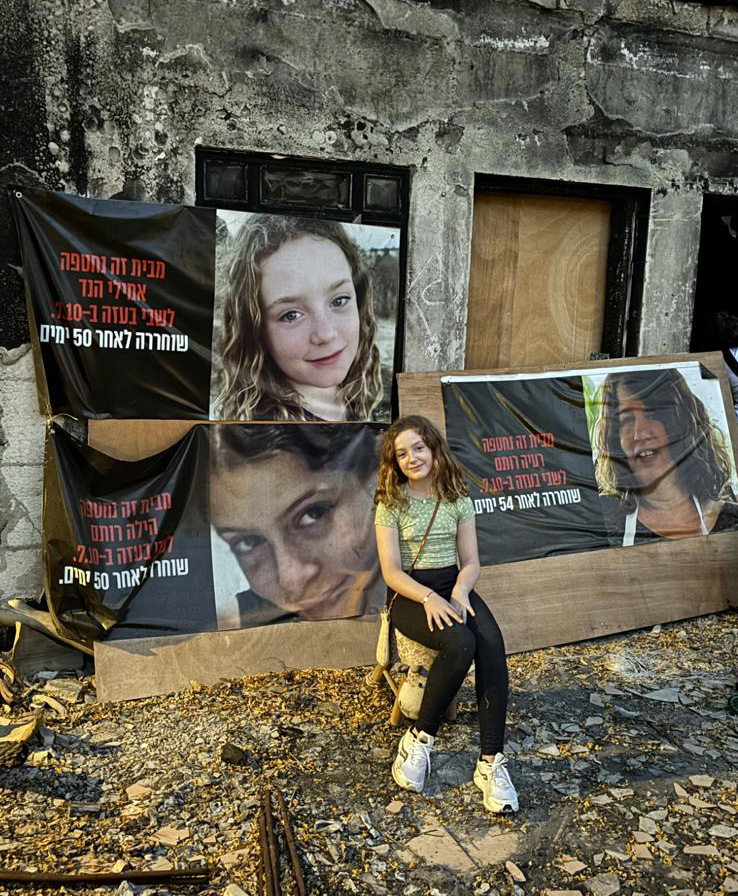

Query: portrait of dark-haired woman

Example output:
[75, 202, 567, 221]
[594, 368, 738, 546]
[209, 423, 383, 627]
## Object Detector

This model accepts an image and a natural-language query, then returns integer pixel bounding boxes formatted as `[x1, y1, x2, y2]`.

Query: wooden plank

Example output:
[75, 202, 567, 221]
[398, 351, 738, 647]
[88, 420, 197, 460]
[94, 616, 379, 702]
[466, 193, 610, 370]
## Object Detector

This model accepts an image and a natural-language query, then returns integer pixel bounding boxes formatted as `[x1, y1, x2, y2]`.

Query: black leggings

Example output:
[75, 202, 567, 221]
[390, 565, 509, 756]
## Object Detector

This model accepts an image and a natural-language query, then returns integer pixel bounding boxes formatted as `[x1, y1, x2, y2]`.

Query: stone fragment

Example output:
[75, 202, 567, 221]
[683, 844, 719, 856]
[505, 861, 525, 882]
[638, 816, 658, 835]
[584, 716, 603, 727]
[589, 693, 606, 707]
[688, 796, 715, 809]
[605, 849, 629, 862]
[688, 774, 714, 788]
[219, 849, 248, 868]
[538, 744, 561, 757]
[543, 892, 584, 896]
[557, 859, 587, 874]
[632, 831, 653, 843]
[609, 788, 634, 799]
[724, 879, 738, 895]
[152, 825, 190, 846]
[125, 783, 152, 800]
[585, 873, 620, 895]
[148, 857, 173, 871]
[646, 808, 667, 820]
[709, 824, 738, 838]
[221, 743, 250, 765]
[589, 794, 612, 806]
[613, 704, 639, 719]
[385, 800, 403, 814]
[43, 679, 84, 702]
[643, 687, 680, 703]
[224, 886, 249, 896]
[631, 844, 652, 860]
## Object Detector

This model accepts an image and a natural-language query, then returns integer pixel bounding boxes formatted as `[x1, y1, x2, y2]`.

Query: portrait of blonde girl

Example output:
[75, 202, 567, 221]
[215, 214, 385, 422]
[374, 415, 519, 813]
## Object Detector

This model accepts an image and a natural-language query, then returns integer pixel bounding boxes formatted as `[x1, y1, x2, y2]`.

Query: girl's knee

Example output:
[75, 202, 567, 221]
[441, 623, 476, 656]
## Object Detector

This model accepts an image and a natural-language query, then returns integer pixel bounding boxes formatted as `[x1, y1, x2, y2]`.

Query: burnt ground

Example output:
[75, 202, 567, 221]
[0, 610, 737, 896]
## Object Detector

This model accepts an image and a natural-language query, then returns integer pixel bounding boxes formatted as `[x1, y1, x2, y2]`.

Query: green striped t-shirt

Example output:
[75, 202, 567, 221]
[374, 491, 475, 570]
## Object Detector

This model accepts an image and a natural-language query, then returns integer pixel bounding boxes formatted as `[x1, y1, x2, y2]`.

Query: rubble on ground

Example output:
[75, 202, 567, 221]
[0, 611, 736, 896]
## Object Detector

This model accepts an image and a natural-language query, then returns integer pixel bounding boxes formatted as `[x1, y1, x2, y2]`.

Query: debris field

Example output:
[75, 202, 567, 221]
[0, 610, 737, 896]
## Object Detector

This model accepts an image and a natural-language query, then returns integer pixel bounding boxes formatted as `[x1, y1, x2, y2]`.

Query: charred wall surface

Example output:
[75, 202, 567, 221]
[1, 0, 737, 597]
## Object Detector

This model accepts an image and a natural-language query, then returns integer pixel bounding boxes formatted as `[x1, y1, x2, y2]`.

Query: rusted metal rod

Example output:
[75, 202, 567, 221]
[0, 867, 210, 886]
[263, 789, 282, 896]
[258, 799, 275, 896]
[274, 788, 307, 896]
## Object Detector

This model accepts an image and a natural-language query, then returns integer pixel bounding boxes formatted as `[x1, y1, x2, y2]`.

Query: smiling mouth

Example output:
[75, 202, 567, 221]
[307, 348, 344, 366]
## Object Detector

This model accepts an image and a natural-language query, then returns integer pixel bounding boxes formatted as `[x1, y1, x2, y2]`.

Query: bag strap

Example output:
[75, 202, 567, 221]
[386, 495, 442, 614]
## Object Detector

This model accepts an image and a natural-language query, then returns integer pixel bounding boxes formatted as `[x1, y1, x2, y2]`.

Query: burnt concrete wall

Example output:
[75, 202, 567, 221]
[2, 0, 738, 598]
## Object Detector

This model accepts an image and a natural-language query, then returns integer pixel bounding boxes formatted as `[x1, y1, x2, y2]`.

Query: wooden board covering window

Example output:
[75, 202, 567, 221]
[465, 193, 611, 369]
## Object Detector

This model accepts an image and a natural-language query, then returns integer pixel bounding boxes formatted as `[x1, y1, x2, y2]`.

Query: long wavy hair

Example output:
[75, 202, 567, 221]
[594, 368, 735, 506]
[216, 215, 382, 421]
[375, 415, 468, 509]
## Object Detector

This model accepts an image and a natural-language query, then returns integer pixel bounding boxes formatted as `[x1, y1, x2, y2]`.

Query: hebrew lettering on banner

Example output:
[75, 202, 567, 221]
[11, 188, 216, 419]
[442, 360, 738, 566]
[43, 422, 384, 648]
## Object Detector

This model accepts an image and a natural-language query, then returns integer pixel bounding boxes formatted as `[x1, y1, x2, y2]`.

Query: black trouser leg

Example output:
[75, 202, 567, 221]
[390, 566, 508, 753]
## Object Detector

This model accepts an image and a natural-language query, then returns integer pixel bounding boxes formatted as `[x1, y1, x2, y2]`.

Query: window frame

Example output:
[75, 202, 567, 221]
[473, 174, 651, 360]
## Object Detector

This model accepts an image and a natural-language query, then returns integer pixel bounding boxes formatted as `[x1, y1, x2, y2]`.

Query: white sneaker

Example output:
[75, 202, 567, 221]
[392, 728, 434, 792]
[474, 753, 519, 813]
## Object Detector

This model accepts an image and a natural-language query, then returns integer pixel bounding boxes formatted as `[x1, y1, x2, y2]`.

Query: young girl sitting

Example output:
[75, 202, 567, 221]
[374, 415, 518, 813]
[216, 214, 382, 422]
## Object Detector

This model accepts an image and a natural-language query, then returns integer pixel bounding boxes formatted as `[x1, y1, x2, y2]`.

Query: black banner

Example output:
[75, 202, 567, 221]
[12, 188, 216, 418]
[443, 361, 738, 565]
[44, 422, 383, 647]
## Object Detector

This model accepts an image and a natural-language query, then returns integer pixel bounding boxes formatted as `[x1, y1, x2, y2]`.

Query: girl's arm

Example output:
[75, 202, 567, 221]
[450, 516, 481, 618]
[375, 525, 462, 631]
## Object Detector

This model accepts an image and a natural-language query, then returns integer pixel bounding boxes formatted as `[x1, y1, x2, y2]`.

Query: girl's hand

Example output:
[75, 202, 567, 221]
[424, 591, 462, 632]
[450, 586, 475, 624]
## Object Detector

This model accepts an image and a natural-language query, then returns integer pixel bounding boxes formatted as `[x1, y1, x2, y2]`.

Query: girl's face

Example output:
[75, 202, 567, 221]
[259, 236, 361, 393]
[393, 429, 434, 484]
[211, 450, 377, 620]
[616, 385, 675, 490]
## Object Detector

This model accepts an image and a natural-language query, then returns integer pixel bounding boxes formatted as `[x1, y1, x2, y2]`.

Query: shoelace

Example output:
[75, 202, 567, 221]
[408, 738, 432, 775]
[491, 756, 514, 791]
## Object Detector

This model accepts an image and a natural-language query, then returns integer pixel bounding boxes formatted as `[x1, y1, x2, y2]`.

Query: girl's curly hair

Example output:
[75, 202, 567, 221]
[216, 215, 382, 421]
[594, 368, 734, 506]
[374, 415, 468, 509]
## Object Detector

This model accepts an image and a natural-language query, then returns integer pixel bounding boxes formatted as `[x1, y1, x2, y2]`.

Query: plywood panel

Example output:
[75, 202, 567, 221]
[95, 616, 379, 702]
[398, 352, 738, 650]
[88, 419, 197, 460]
[466, 193, 610, 370]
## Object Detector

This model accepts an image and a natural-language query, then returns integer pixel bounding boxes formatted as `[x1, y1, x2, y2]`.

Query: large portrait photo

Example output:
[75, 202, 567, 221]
[209, 423, 385, 630]
[584, 361, 738, 547]
[211, 211, 400, 423]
